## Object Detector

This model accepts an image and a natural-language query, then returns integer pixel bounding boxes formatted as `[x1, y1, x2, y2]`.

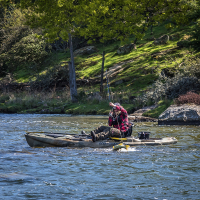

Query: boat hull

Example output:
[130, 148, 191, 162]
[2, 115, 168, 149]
[25, 132, 178, 148]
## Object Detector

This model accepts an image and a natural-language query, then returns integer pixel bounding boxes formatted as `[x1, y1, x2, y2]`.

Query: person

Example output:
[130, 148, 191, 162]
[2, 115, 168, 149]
[90, 102, 130, 142]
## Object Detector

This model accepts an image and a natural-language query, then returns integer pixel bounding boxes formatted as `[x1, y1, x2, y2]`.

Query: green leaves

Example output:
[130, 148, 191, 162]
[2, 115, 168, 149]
[74, 0, 193, 43]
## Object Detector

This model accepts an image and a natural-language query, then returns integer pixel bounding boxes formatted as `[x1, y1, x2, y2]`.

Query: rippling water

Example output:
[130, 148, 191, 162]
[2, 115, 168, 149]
[0, 114, 200, 200]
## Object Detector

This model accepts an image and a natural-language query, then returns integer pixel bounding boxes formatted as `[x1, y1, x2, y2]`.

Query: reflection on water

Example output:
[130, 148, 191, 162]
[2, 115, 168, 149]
[0, 114, 200, 199]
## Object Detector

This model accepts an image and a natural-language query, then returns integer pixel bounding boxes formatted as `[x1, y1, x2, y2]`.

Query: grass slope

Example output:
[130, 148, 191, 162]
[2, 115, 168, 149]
[0, 23, 199, 116]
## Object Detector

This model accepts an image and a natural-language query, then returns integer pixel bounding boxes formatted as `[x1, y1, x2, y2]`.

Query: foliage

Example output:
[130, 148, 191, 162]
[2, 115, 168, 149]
[0, 91, 135, 114]
[1, 34, 49, 73]
[190, 0, 200, 49]
[19, 0, 80, 101]
[174, 91, 200, 105]
[0, 6, 49, 77]
[0, 1, 200, 114]
[143, 99, 173, 118]
[18, 0, 195, 45]
[177, 57, 200, 78]
[132, 73, 200, 108]
[64, 101, 134, 115]
[0, 26, 30, 55]
[20, 0, 76, 41]
[0, 91, 70, 113]
[30, 64, 69, 91]
[0, 94, 9, 103]
[76, 0, 194, 43]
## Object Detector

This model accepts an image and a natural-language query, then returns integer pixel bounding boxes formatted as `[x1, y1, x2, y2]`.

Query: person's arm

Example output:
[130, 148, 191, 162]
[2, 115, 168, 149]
[108, 102, 115, 126]
[109, 102, 115, 107]
[115, 106, 128, 116]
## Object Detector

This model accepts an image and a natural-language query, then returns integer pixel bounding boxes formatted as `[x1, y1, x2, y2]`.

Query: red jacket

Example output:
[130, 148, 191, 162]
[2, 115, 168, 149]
[108, 105, 129, 133]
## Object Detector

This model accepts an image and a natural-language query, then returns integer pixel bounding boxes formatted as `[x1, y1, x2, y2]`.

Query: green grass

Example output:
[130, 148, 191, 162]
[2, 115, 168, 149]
[64, 101, 135, 115]
[1, 22, 199, 115]
[13, 23, 197, 96]
[143, 99, 173, 118]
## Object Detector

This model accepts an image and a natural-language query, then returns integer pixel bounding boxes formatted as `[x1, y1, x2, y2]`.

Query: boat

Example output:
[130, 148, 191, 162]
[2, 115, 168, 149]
[25, 131, 178, 148]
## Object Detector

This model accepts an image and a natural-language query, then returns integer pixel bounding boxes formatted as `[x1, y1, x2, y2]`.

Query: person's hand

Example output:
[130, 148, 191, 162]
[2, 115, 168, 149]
[109, 111, 113, 117]
[109, 102, 115, 107]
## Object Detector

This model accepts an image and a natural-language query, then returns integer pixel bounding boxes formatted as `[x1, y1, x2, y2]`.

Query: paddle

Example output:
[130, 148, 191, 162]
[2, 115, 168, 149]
[110, 137, 127, 141]
[26, 131, 76, 135]
[26, 131, 90, 137]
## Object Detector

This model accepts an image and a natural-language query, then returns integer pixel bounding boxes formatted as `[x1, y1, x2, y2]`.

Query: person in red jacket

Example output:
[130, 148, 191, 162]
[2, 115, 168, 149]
[90, 102, 129, 142]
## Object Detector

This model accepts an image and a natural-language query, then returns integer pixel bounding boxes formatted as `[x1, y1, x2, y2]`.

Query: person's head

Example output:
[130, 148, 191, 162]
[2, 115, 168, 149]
[112, 103, 120, 113]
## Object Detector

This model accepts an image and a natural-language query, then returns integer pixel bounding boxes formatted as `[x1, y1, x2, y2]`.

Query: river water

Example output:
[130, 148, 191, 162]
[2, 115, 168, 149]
[0, 114, 199, 200]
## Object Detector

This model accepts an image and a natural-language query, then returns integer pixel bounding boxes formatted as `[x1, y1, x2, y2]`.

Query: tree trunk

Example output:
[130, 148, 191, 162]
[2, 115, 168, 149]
[100, 51, 105, 94]
[68, 33, 77, 102]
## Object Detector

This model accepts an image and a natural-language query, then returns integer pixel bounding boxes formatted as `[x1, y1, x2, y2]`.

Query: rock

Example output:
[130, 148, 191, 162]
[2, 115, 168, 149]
[146, 36, 156, 41]
[151, 47, 179, 59]
[87, 92, 102, 101]
[117, 43, 136, 55]
[128, 105, 158, 122]
[73, 46, 98, 56]
[158, 104, 200, 125]
[131, 105, 158, 116]
[128, 116, 158, 122]
[153, 34, 169, 45]
[114, 80, 123, 85]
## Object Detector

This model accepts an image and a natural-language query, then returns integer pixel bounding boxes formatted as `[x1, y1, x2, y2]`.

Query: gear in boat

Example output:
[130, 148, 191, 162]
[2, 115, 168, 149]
[24, 131, 178, 148]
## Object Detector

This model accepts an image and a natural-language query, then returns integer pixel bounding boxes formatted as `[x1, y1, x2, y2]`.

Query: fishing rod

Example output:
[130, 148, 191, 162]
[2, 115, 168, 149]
[106, 70, 111, 101]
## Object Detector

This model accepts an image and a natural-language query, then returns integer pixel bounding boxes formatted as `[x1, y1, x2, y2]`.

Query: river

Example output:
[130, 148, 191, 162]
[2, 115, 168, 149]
[0, 114, 199, 200]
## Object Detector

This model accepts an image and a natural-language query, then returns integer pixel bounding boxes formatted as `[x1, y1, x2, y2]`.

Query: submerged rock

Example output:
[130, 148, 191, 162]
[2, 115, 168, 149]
[158, 104, 200, 125]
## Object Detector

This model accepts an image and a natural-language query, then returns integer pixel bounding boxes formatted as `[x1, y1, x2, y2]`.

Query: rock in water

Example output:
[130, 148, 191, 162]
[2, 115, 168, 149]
[158, 104, 200, 125]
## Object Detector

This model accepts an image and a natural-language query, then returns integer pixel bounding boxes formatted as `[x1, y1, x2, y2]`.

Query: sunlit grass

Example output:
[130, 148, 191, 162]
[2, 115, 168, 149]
[6, 22, 199, 116]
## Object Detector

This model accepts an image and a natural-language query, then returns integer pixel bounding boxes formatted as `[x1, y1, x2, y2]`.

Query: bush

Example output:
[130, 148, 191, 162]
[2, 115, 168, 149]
[0, 95, 10, 103]
[175, 91, 200, 105]
[133, 74, 200, 108]
[30, 64, 69, 91]
[143, 99, 173, 118]
[190, 0, 200, 50]
[177, 57, 200, 79]
[1, 34, 49, 72]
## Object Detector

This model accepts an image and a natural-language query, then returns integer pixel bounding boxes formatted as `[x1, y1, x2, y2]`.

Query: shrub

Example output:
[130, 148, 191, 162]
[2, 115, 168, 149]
[0, 95, 10, 103]
[190, 0, 200, 50]
[132, 74, 200, 108]
[1, 34, 49, 72]
[175, 91, 200, 105]
[30, 64, 69, 91]
[177, 57, 200, 79]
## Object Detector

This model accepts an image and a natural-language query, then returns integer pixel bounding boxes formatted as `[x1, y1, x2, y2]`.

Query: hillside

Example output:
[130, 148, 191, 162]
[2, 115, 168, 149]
[0, 22, 200, 115]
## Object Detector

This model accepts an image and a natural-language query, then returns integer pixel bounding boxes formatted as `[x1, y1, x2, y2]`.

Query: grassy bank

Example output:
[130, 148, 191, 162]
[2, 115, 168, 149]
[1, 22, 200, 117]
[0, 91, 135, 115]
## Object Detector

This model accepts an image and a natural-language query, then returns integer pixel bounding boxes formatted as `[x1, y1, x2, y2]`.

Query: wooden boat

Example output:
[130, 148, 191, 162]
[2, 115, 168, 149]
[25, 132, 178, 148]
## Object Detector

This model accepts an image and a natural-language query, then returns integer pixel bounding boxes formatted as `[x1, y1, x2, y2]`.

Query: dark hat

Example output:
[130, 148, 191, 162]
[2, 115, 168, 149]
[113, 102, 120, 110]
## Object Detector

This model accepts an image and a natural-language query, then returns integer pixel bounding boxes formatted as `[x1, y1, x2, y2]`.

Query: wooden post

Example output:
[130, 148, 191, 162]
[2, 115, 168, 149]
[100, 51, 105, 94]
[68, 33, 77, 102]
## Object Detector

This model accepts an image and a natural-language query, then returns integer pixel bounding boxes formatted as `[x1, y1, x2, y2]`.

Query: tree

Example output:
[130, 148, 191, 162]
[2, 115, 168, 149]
[75, 0, 194, 96]
[3, 0, 194, 101]
[76, 0, 194, 44]
[19, 0, 79, 102]
[190, 0, 200, 49]
[0, 3, 49, 78]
